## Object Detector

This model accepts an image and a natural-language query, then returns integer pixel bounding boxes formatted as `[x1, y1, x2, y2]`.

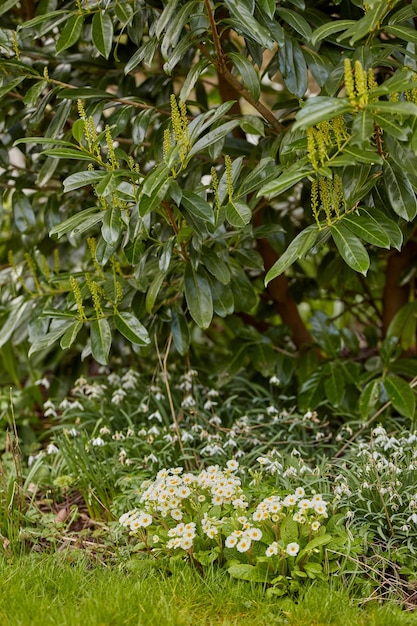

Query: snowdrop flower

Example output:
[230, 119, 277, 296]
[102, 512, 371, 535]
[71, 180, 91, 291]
[35, 377, 50, 389]
[286, 542, 300, 556]
[43, 401, 57, 418]
[91, 437, 105, 446]
[46, 443, 59, 455]
[269, 375, 280, 386]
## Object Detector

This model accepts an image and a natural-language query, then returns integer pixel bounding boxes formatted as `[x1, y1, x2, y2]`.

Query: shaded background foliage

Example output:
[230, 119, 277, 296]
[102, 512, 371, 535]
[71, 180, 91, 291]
[1, 0, 417, 430]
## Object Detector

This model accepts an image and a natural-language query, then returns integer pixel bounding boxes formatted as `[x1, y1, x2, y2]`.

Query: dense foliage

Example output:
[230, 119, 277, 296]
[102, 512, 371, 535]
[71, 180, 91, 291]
[1, 0, 417, 422]
[1, 0, 417, 606]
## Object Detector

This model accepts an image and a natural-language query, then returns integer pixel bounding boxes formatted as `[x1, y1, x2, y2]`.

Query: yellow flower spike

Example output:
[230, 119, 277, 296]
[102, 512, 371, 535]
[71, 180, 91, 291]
[39, 253, 51, 282]
[53, 249, 60, 274]
[87, 237, 104, 278]
[70, 276, 87, 321]
[332, 116, 348, 150]
[225, 155, 233, 202]
[180, 100, 190, 147]
[105, 125, 119, 170]
[86, 274, 104, 319]
[343, 58, 355, 102]
[354, 60, 368, 107]
[319, 177, 332, 225]
[306, 127, 318, 169]
[163, 128, 172, 162]
[367, 68, 377, 92]
[77, 99, 86, 121]
[310, 179, 320, 227]
[314, 127, 328, 166]
[24, 253, 42, 294]
[317, 120, 332, 146]
[43, 66, 50, 82]
[12, 31, 20, 60]
[211, 167, 220, 209]
[170, 94, 183, 144]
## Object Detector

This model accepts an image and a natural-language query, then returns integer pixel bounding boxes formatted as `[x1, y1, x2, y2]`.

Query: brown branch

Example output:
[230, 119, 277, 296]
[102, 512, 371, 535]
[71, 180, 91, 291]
[202, 0, 284, 134]
[253, 211, 314, 351]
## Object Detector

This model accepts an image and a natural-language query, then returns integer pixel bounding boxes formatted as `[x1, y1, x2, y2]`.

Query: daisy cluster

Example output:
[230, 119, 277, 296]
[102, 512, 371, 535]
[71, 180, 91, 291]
[119, 459, 334, 567]
[119, 460, 248, 552]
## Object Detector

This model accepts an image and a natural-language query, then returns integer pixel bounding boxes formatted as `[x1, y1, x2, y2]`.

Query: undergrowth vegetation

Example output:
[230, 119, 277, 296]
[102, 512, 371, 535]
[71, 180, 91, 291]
[2, 0, 417, 622]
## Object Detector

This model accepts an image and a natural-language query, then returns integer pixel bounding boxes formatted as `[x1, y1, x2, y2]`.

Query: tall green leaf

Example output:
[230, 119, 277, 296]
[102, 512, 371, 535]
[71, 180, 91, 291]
[56, 14, 84, 54]
[184, 264, 213, 329]
[90, 318, 112, 365]
[330, 223, 370, 275]
[92, 11, 114, 59]
[265, 224, 319, 284]
[383, 162, 417, 221]
[384, 374, 416, 418]
[114, 312, 150, 345]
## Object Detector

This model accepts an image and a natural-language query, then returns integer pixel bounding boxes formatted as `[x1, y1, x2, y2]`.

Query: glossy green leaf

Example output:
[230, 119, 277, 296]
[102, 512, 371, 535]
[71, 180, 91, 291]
[278, 36, 308, 97]
[225, 201, 251, 228]
[145, 271, 167, 314]
[60, 320, 83, 350]
[114, 312, 150, 345]
[387, 301, 417, 351]
[359, 379, 381, 418]
[13, 191, 36, 232]
[184, 264, 213, 329]
[224, 0, 275, 48]
[49, 207, 103, 238]
[208, 277, 234, 318]
[0, 77, 25, 101]
[383, 161, 417, 221]
[360, 208, 403, 250]
[189, 120, 240, 157]
[350, 111, 374, 149]
[343, 146, 383, 165]
[265, 224, 319, 284]
[201, 247, 231, 284]
[0, 0, 19, 15]
[181, 191, 214, 224]
[63, 170, 107, 193]
[228, 52, 260, 101]
[102, 207, 121, 245]
[337, 3, 387, 44]
[384, 374, 416, 418]
[90, 318, 112, 365]
[324, 363, 345, 407]
[342, 212, 390, 248]
[171, 307, 190, 355]
[41, 148, 99, 162]
[28, 320, 74, 357]
[311, 20, 356, 46]
[330, 223, 370, 275]
[92, 11, 113, 59]
[276, 8, 312, 41]
[366, 101, 417, 117]
[258, 163, 313, 198]
[385, 24, 417, 46]
[56, 14, 84, 54]
[179, 59, 210, 102]
[292, 98, 352, 131]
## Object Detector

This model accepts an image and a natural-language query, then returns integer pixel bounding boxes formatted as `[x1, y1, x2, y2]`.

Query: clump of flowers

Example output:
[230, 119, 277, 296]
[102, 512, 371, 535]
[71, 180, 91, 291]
[333, 425, 417, 553]
[119, 460, 358, 594]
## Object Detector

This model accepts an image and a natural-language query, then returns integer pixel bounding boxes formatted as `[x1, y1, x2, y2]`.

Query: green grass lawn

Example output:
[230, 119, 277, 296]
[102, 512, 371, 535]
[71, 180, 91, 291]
[1, 553, 417, 626]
